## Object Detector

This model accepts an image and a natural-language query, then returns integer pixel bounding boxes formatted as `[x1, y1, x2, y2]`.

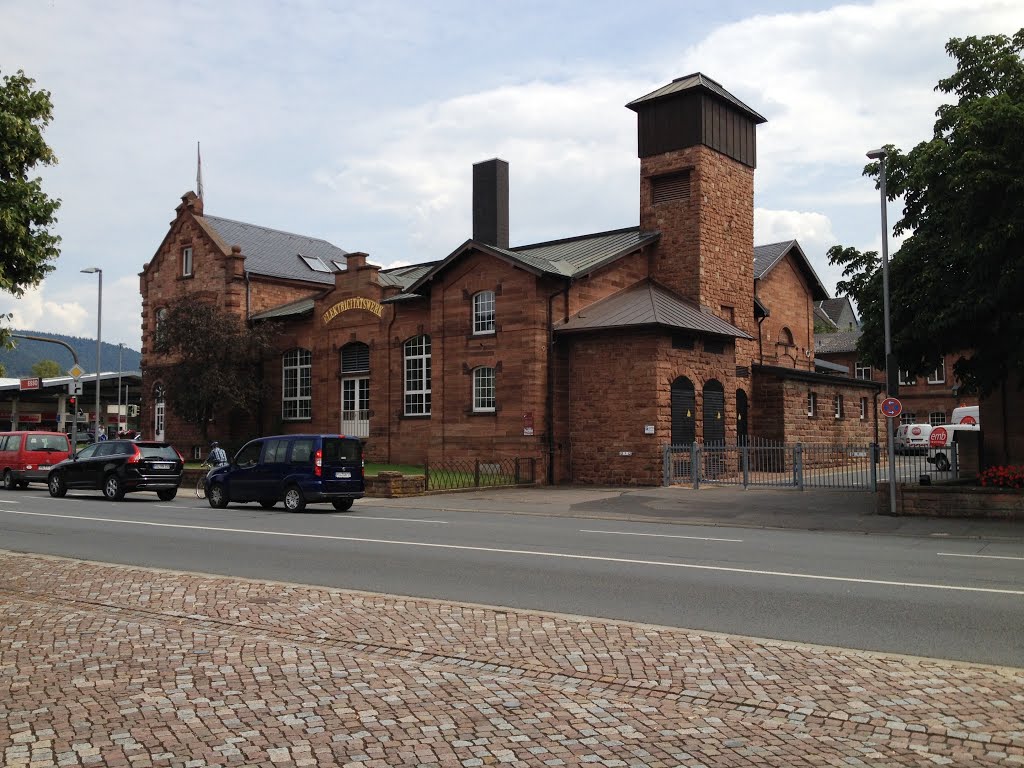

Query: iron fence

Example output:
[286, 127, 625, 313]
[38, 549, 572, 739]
[424, 457, 537, 491]
[663, 438, 958, 490]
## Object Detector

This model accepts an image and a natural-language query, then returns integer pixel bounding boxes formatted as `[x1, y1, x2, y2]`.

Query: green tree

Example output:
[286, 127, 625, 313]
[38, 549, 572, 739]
[31, 359, 60, 378]
[152, 296, 278, 442]
[829, 29, 1024, 396]
[0, 69, 61, 347]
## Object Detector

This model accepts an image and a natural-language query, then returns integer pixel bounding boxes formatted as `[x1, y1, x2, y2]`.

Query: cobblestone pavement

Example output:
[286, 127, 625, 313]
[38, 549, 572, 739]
[2, 551, 1022, 768]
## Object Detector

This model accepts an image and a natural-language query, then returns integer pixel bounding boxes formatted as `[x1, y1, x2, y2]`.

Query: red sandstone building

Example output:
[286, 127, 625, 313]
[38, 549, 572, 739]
[140, 73, 881, 484]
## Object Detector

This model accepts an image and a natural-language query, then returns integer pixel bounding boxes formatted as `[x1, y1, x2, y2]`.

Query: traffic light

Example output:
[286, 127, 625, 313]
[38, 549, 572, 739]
[69, 396, 76, 408]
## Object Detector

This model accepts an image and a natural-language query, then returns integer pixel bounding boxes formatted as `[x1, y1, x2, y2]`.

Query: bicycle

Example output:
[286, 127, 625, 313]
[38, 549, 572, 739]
[195, 462, 211, 498]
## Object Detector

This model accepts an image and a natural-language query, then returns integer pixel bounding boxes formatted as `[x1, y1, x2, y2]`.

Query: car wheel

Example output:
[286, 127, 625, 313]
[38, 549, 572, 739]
[103, 474, 125, 501]
[157, 489, 177, 501]
[259, 499, 276, 509]
[283, 485, 306, 512]
[207, 483, 229, 509]
[331, 499, 354, 512]
[934, 453, 950, 472]
[48, 473, 67, 498]
[3, 470, 16, 490]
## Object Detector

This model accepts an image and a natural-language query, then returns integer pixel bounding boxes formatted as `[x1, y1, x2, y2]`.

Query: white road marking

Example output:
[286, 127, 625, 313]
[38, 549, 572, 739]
[938, 552, 1024, 562]
[580, 529, 742, 543]
[3, 509, 1022, 596]
[160, 506, 445, 524]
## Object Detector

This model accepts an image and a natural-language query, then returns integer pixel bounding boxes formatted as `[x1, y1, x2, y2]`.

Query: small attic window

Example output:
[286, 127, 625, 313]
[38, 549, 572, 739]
[331, 259, 348, 272]
[652, 170, 691, 205]
[299, 254, 331, 273]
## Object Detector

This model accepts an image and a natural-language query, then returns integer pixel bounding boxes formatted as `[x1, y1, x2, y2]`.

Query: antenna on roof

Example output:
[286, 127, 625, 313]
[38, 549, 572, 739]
[196, 141, 204, 199]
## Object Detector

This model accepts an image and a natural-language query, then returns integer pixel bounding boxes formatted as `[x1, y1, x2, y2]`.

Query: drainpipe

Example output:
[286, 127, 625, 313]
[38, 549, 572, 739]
[386, 305, 398, 464]
[756, 314, 766, 364]
[547, 280, 570, 485]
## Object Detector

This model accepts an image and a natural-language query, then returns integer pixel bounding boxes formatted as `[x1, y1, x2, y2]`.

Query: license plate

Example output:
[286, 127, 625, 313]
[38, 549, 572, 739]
[336, 471, 351, 478]
[154, 462, 172, 470]
[39, 465, 51, 471]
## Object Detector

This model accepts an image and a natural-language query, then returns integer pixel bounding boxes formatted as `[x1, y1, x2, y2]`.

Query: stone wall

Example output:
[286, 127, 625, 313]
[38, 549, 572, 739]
[756, 252, 815, 370]
[877, 483, 1024, 519]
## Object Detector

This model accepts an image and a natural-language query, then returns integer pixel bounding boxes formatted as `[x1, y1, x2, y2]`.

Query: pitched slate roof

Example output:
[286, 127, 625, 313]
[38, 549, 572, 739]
[404, 228, 660, 295]
[815, 329, 861, 354]
[816, 297, 859, 329]
[625, 72, 767, 124]
[554, 280, 752, 339]
[250, 297, 315, 321]
[753, 240, 830, 301]
[203, 215, 349, 285]
[814, 305, 837, 330]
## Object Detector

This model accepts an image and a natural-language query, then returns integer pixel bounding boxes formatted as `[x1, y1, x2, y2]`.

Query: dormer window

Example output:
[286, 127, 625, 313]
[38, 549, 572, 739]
[299, 254, 331, 273]
[182, 247, 193, 277]
[331, 259, 348, 272]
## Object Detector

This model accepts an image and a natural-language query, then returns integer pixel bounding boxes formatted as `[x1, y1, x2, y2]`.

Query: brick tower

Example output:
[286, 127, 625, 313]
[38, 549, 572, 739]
[627, 73, 766, 366]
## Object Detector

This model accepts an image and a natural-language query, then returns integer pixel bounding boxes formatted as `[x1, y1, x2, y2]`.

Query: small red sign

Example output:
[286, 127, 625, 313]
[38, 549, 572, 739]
[19, 377, 40, 391]
[959, 415, 977, 425]
[929, 426, 948, 448]
[911, 426, 922, 436]
[881, 397, 902, 418]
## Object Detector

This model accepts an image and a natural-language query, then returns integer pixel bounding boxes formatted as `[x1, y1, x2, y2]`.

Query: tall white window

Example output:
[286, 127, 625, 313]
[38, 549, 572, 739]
[182, 247, 193, 277]
[927, 360, 945, 384]
[899, 369, 917, 386]
[860, 397, 868, 420]
[834, 394, 844, 419]
[855, 361, 872, 380]
[282, 348, 312, 420]
[807, 391, 817, 417]
[473, 367, 495, 412]
[473, 291, 496, 335]
[404, 335, 432, 415]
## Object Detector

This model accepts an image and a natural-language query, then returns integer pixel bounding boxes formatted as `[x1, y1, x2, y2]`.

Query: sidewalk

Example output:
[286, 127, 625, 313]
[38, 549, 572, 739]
[2, 551, 1022, 767]
[372, 485, 1024, 539]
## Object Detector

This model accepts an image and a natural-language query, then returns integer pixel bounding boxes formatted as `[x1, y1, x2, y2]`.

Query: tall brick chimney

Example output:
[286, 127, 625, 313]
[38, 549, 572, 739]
[472, 158, 509, 249]
[627, 73, 765, 345]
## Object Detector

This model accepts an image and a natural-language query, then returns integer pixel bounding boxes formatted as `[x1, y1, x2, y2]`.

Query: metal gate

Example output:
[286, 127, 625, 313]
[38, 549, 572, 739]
[662, 439, 959, 490]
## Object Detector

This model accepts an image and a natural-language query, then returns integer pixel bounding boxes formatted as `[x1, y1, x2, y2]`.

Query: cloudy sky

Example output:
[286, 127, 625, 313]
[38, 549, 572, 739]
[2, 0, 1021, 352]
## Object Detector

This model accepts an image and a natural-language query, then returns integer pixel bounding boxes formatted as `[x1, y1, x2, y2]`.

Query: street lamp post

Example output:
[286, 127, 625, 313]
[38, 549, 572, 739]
[117, 343, 124, 436]
[81, 267, 102, 443]
[866, 148, 897, 516]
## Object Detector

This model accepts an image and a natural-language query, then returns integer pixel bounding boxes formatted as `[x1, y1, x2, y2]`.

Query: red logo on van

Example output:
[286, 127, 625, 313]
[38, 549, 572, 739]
[911, 426, 922, 436]
[959, 415, 977, 425]
[929, 427, 948, 447]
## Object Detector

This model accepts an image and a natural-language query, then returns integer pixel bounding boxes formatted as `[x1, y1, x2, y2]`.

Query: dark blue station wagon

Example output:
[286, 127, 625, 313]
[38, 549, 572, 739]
[204, 434, 365, 512]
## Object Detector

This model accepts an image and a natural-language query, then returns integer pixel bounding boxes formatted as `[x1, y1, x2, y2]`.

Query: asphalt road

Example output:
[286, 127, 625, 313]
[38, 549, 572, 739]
[1, 485, 1021, 667]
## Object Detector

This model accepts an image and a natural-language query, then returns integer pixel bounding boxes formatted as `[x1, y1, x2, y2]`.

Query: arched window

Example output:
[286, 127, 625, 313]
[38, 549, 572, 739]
[282, 348, 312, 420]
[703, 379, 725, 444]
[404, 335, 431, 415]
[670, 376, 695, 446]
[473, 291, 496, 335]
[473, 367, 495, 412]
[779, 327, 794, 346]
[736, 389, 749, 444]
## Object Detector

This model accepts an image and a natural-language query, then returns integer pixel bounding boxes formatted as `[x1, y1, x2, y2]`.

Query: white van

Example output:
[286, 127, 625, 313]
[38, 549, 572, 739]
[927, 422, 980, 472]
[950, 405, 979, 426]
[894, 423, 933, 454]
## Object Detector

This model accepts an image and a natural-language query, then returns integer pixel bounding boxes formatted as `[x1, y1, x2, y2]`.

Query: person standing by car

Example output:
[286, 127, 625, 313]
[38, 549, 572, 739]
[205, 441, 228, 468]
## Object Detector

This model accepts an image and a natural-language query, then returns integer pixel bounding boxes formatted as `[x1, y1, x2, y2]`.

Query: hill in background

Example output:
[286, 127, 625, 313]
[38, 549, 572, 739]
[0, 330, 141, 378]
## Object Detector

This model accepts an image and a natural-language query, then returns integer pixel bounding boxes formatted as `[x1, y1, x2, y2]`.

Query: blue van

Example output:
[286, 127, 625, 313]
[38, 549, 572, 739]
[205, 434, 364, 512]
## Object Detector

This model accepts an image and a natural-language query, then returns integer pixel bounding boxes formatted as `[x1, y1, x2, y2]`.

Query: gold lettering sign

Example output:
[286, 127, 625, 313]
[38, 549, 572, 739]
[322, 297, 384, 325]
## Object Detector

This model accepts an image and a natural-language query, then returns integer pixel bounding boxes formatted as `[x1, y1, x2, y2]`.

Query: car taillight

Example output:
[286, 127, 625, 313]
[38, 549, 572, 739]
[175, 449, 185, 463]
[314, 448, 322, 477]
[126, 445, 142, 464]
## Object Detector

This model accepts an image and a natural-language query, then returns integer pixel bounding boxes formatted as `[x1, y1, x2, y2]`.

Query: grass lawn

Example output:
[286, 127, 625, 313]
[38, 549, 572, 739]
[184, 461, 424, 476]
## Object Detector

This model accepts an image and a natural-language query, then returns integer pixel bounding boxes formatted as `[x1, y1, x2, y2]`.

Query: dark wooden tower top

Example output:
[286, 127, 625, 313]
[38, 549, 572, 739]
[626, 73, 767, 168]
